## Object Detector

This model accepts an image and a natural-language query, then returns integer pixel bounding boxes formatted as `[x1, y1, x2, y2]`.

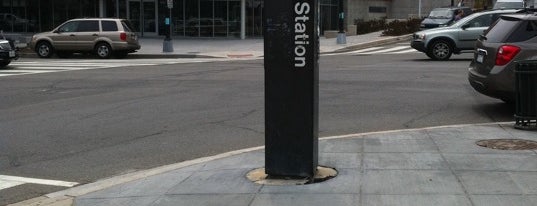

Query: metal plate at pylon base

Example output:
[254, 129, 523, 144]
[247, 166, 337, 185]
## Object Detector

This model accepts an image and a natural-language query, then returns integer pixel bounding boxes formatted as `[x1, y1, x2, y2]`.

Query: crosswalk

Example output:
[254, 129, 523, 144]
[0, 58, 231, 77]
[326, 44, 418, 56]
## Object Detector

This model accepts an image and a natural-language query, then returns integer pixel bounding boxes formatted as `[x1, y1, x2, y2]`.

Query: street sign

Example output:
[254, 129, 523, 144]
[264, 0, 319, 178]
[167, 0, 173, 9]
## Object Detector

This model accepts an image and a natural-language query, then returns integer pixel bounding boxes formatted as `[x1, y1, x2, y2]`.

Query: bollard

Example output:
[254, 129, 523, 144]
[514, 60, 537, 130]
[162, 38, 173, 53]
[162, 31, 173, 53]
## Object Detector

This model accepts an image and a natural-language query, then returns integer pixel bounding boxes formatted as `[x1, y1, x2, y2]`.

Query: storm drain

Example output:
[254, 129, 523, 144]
[476, 139, 537, 150]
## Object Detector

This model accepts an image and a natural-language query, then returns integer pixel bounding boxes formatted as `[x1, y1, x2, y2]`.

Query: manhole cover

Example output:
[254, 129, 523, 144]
[476, 139, 537, 150]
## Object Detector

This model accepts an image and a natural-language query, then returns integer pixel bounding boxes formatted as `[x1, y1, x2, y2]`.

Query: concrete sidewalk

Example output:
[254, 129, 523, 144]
[14, 122, 537, 206]
[132, 31, 411, 58]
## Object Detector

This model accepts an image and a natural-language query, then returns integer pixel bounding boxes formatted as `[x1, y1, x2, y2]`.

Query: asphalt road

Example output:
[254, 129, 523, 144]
[0, 50, 514, 205]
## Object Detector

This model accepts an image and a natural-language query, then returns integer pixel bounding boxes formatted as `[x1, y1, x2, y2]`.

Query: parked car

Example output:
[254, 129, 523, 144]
[493, 0, 525, 9]
[0, 33, 19, 68]
[29, 18, 140, 59]
[468, 12, 537, 103]
[420, 7, 473, 30]
[411, 9, 521, 60]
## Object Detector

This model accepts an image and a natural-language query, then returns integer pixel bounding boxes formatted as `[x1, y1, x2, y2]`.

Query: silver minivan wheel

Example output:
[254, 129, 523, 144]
[427, 40, 453, 60]
[95, 43, 112, 59]
[36, 42, 54, 58]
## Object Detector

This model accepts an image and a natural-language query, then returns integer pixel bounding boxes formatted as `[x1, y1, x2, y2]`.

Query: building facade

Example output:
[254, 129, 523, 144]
[0, 0, 492, 38]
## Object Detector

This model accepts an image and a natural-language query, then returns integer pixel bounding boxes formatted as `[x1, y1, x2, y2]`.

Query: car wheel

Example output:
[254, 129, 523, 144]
[56, 51, 72, 58]
[0, 60, 11, 68]
[36, 41, 54, 58]
[95, 43, 112, 59]
[427, 40, 453, 60]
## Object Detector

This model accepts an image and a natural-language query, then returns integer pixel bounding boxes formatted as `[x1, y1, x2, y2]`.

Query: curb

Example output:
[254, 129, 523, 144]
[18, 52, 224, 59]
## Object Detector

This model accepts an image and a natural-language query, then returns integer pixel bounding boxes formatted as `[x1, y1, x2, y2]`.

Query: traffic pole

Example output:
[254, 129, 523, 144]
[163, 0, 174, 52]
[336, 0, 346, 44]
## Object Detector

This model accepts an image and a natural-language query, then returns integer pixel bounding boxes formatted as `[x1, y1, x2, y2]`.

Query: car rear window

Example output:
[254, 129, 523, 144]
[102, 21, 118, 31]
[77, 20, 99, 32]
[484, 17, 521, 43]
[121, 20, 134, 32]
[506, 20, 537, 42]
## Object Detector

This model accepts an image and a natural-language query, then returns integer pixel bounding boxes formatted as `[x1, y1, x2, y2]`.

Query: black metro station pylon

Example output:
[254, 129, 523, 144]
[264, 0, 319, 179]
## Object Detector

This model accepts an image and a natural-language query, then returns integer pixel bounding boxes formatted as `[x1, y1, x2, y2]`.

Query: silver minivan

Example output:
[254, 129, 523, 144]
[30, 18, 140, 59]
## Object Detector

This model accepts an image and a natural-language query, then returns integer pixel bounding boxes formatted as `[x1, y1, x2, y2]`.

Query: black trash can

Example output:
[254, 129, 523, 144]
[514, 60, 537, 130]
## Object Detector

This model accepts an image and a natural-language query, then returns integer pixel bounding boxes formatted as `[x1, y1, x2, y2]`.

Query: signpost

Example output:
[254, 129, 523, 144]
[337, 0, 346, 44]
[163, 0, 173, 52]
[264, 0, 319, 178]
[167, 0, 173, 8]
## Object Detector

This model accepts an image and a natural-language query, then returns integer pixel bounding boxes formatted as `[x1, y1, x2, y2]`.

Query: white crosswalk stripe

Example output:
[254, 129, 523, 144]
[336, 45, 418, 56]
[0, 175, 78, 190]
[360, 46, 411, 54]
[0, 58, 232, 77]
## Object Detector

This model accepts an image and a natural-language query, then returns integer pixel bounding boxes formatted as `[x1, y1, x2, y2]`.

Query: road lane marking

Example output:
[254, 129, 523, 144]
[0, 175, 79, 190]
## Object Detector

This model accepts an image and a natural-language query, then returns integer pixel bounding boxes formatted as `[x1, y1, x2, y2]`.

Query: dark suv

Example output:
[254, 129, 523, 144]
[468, 12, 537, 103]
[420, 7, 473, 30]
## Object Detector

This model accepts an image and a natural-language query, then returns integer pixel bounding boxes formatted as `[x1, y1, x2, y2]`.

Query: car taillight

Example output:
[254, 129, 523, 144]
[495, 45, 520, 66]
[120, 32, 127, 41]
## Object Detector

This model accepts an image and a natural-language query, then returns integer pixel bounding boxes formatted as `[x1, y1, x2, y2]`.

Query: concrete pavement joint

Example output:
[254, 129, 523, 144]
[425, 129, 476, 206]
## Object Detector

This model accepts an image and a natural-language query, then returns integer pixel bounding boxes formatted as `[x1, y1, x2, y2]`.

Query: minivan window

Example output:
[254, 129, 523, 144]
[121, 20, 134, 32]
[484, 17, 520, 43]
[77, 21, 99, 32]
[102, 21, 118, 31]
[57, 21, 79, 32]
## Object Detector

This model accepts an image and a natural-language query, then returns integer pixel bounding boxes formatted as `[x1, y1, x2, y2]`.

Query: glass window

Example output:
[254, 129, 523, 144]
[102, 20, 118, 31]
[429, 9, 454, 18]
[466, 14, 492, 28]
[185, 0, 199, 36]
[77, 20, 99, 32]
[57, 21, 79, 32]
[228, 0, 241, 37]
[121, 20, 134, 32]
[507, 20, 537, 42]
[484, 17, 520, 43]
